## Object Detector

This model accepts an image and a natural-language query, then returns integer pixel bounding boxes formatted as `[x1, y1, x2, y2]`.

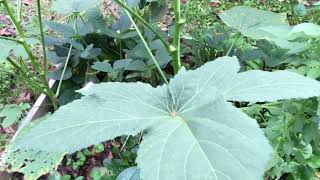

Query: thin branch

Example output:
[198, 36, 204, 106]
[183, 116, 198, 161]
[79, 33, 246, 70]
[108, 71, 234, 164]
[36, 0, 48, 75]
[55, 45, 73, 97]
[16, 0, 22, 22]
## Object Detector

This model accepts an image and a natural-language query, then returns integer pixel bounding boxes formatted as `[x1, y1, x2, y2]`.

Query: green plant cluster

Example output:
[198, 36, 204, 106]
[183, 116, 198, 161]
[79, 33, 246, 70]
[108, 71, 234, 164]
[1, 0, 320, 180]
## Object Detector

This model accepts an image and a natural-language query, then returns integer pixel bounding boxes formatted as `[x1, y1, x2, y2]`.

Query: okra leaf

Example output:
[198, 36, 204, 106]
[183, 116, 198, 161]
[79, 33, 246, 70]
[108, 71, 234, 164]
[219, 6, 309, 54]
[219, 6, 287, 39]
[223, 70, 320, 102]
[10, 56, 320, 180]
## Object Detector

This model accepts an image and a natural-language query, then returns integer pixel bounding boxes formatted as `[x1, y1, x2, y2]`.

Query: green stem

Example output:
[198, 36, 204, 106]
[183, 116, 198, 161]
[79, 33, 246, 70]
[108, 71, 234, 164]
[2, 0, 58, 110]
[113, 0, 172, 53]
[173, 0, 182, 74]
[36, 0, 48, 76]
[7, 57, 23, 71]
[6, 57, 59, 109]
[16, 0, 22, 22]
[124, 9, 169, 84]
[55, 45, 73, 97]
[2, 0, 41, 72]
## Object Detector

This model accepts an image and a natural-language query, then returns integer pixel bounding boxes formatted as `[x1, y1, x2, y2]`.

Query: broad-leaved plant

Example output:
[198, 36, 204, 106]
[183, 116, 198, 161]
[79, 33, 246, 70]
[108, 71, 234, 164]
[7, 56, 320, 180]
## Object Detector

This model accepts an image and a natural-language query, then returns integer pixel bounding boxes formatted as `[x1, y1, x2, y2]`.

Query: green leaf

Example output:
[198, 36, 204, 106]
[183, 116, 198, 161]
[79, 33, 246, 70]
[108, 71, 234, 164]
[52, 0, 101, 14]
[150, 39, 172, 67]
[89, 167, 115, 180]
[137, 98, 272, 180]
[92, 61, 113, 73]
[289, 23, 320, 39]
[5, 149, 65, 180]
[47, 51, 66, 65]
[112, 14, 132, 31]
[261, 23, 320, 40]
[219, 6, 287, 39]
[306, 155, 320, 168]
[45, 21, 76, 38]
[125, 44, 151, 60]
[13, 81, 172, 152]
[48, 67, 73, 80]
[219, 6, 309, 54]
[11, 56, 320, 179]
[80, 44, 101, 60]
[116, 167, 140, 180]
[64, 39, 84, 51]
[0, 39, 27, 62]
[307, 68, 320, 79]
[4, 115, 65, 180]
[113, 59, 133, 70]
[222, 70, 320, 102]
[0, 104, 30, 128]
[125, 60, 147, 71]
[85, 7, 108, 33]
[112, 59, 146, 72]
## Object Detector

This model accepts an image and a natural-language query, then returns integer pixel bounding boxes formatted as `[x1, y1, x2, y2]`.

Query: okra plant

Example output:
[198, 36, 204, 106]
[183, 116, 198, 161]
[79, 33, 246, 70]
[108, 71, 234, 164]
[0, 0, 58, 109]
[2, 1, 320, 180]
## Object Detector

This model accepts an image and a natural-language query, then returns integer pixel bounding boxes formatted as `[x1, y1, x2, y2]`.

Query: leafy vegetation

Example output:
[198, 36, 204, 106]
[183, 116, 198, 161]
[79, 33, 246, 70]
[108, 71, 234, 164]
[1, 0, 320, 180]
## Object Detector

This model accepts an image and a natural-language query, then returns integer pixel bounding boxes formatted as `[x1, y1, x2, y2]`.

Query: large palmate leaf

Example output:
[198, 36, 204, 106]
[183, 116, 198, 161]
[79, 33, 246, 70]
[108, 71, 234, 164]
[10, 56, 320, 179]
[137, 98, 271, 180]
[219, 6, 310, 54]
[218, 6, 287, 39]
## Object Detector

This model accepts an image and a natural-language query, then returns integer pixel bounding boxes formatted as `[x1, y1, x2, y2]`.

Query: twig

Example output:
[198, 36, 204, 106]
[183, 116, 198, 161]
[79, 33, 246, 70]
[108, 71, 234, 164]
[55, 45, 73, 97]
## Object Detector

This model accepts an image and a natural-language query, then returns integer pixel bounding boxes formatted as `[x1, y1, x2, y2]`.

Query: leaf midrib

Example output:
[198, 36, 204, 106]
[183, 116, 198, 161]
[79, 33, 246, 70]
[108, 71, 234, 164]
[176, 114, 257, 180]
[175, 115, 218, 180]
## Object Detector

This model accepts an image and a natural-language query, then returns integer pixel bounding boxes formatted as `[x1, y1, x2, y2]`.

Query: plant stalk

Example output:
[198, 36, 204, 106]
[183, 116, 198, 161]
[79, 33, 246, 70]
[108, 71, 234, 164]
[1, 0, 58, 110]
[2, 0, 40, 72]
[124, 9, 169, 84]
[16, 0, 22, 22]
[36, 0, 48, 76]
[173, 0, 182, 74]
[55, 45, 73, 97]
